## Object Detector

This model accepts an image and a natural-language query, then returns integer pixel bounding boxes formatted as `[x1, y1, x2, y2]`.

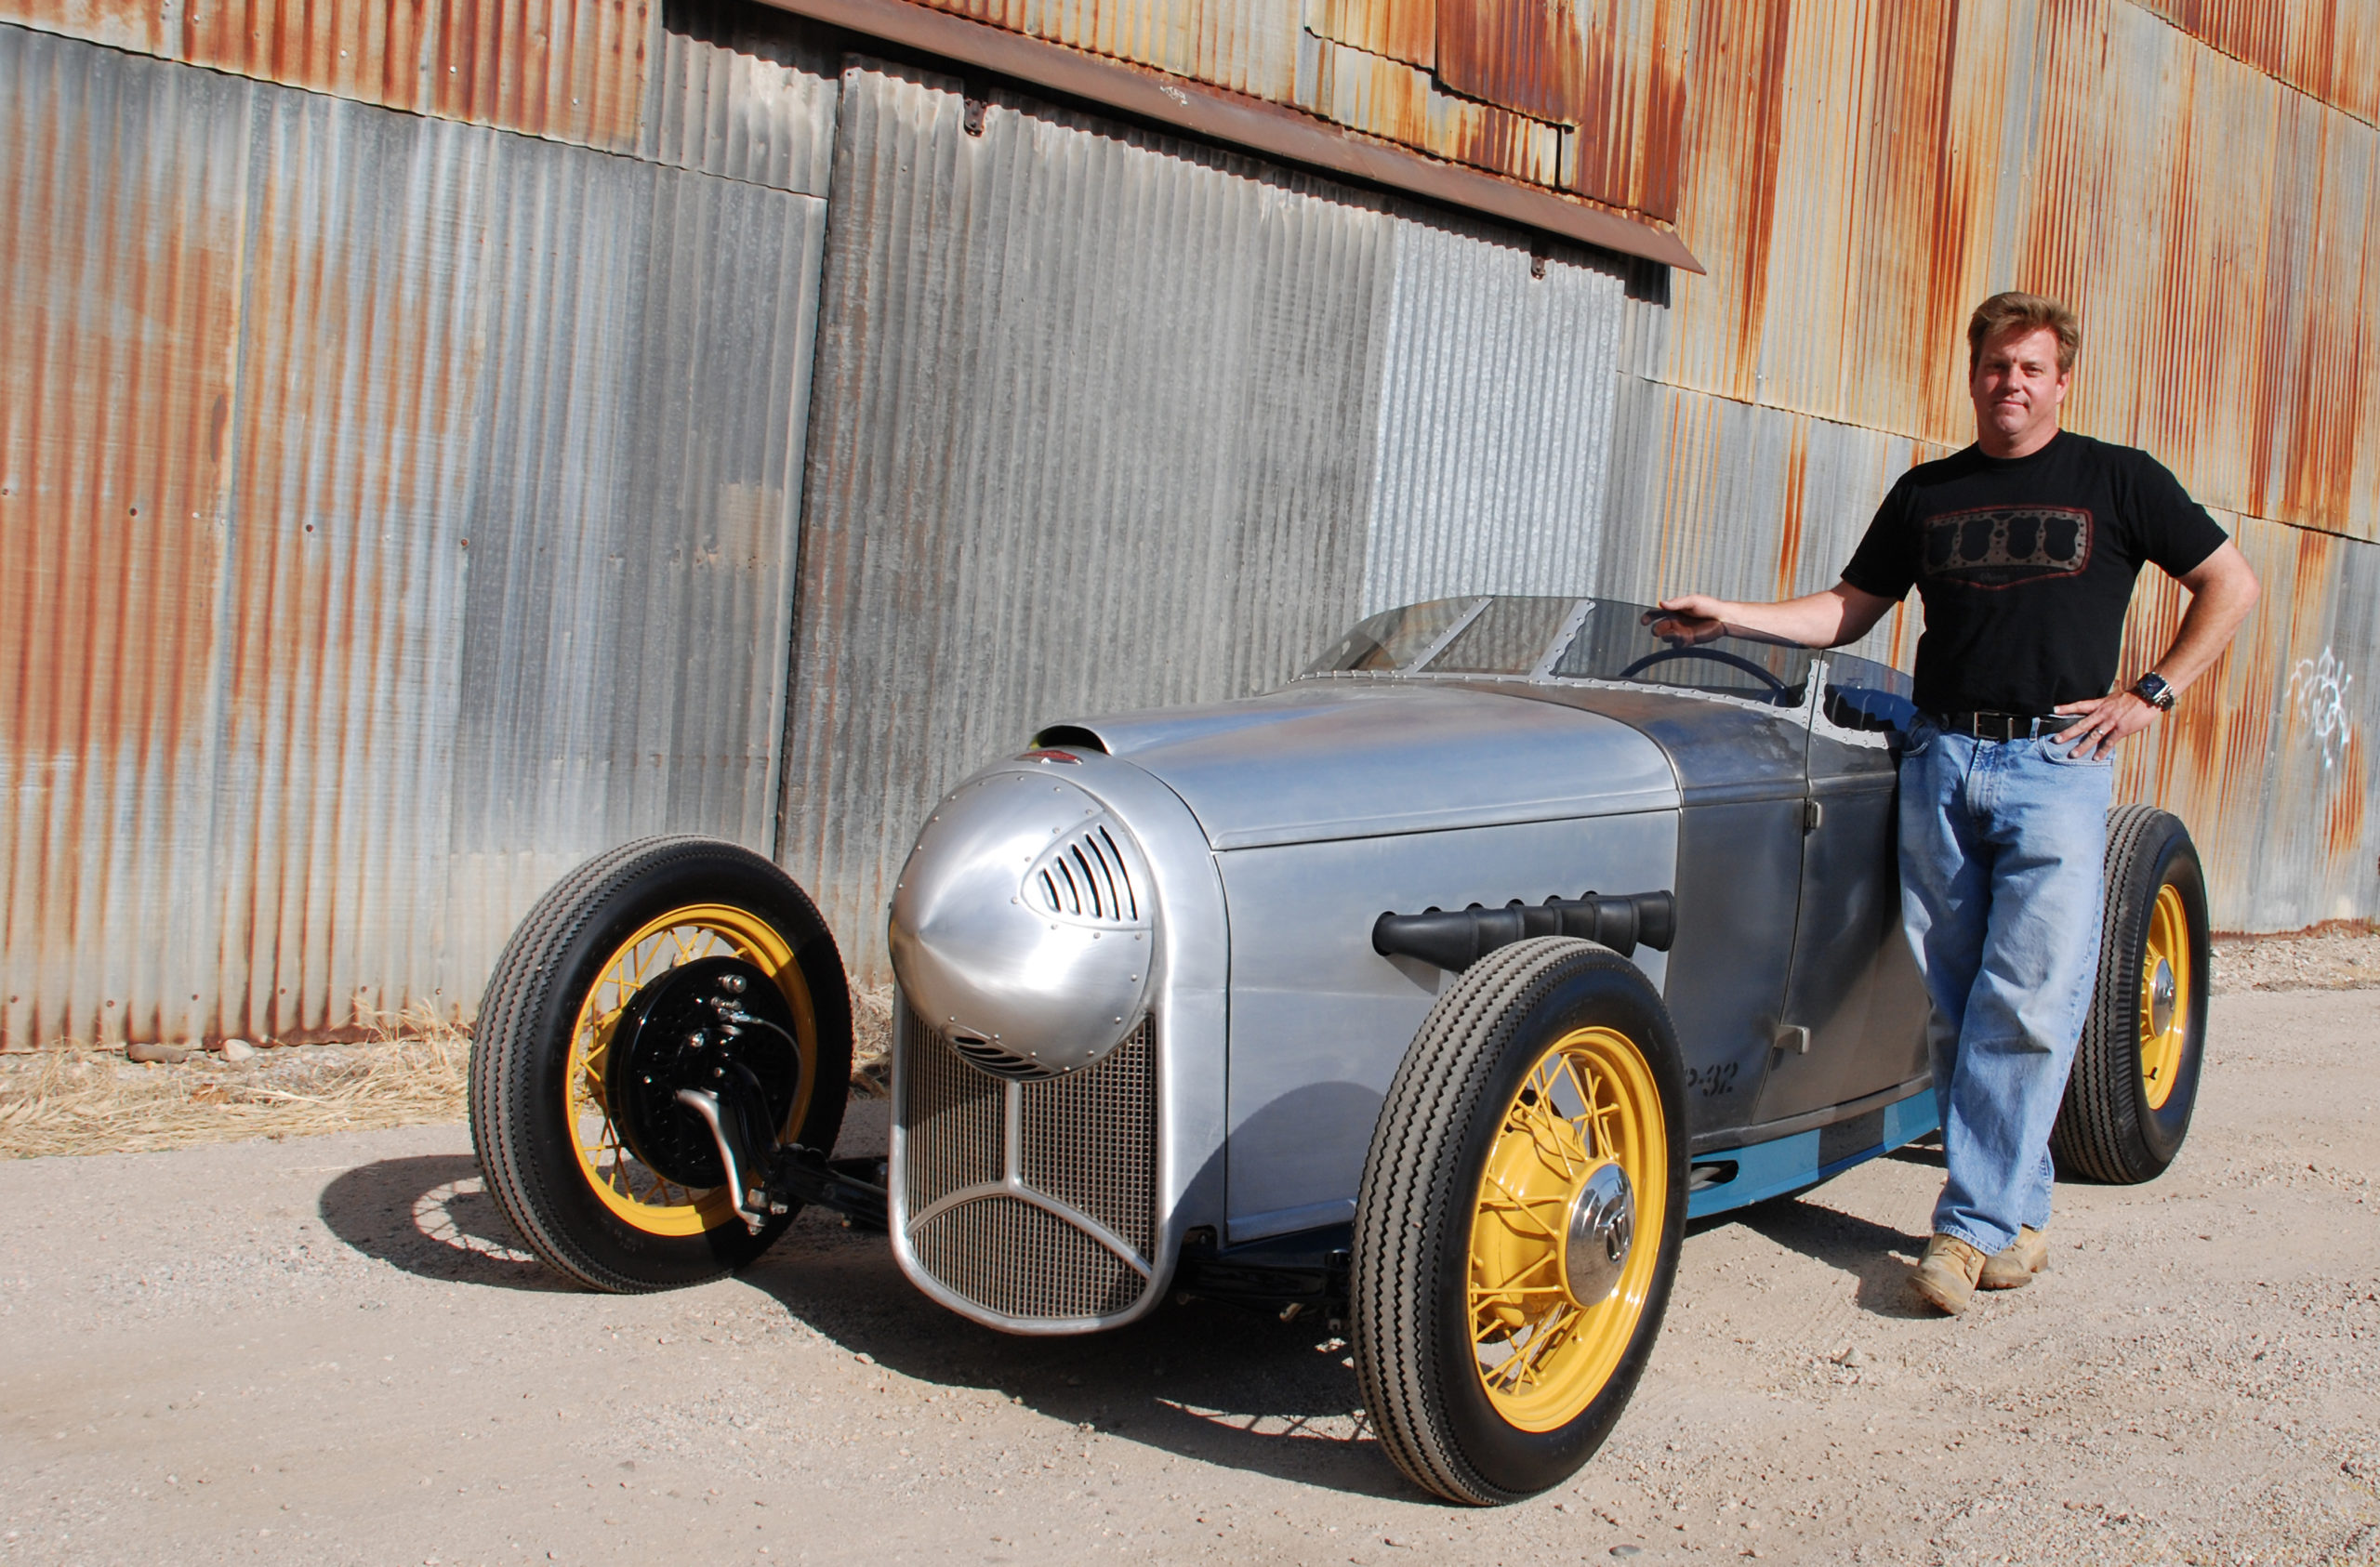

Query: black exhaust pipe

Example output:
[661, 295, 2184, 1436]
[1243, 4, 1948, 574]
[1372, 890, 1675, 970]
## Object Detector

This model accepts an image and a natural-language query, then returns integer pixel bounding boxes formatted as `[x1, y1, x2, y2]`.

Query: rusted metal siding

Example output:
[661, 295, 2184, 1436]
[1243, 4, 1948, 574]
[1305, 0, 1429, 70]
[0, 24, 252, 1052]
[1431, 0, 1685, 219]
[0, 25, 831, 1047]
[2133, 0, 2380, 126]
[1643, 0, 2380, 546]
[909, 0, 1297, 99]
[1294, 32, 1567, 188]
[1593, 377, 1942, 672]
[0, 0, 649, 148]
[1610, 0, 2380, 927]
[2114, 510, 2380, 929]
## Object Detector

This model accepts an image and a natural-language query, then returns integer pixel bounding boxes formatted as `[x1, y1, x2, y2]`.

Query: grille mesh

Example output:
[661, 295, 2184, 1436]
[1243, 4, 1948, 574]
[910, 1199, 1141, 1320]
[901, 1010, 1003, 1221]
[899, 1007, 1157, 1322]
[1021, 1021, 1156, 1257]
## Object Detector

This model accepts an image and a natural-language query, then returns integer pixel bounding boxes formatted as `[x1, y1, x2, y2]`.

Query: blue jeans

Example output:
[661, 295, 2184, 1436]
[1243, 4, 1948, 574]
[1897, 721, 2114, 1255]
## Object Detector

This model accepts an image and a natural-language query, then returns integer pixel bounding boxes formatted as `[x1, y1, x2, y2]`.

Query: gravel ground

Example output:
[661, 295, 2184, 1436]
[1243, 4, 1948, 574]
[3, 982, 2374, 1567]
[2213, 928, 2380, 994]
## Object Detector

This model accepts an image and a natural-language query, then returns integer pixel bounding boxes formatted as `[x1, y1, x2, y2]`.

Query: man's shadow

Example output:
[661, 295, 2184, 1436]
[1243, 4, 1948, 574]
[1696, 1192, 1935, 1319]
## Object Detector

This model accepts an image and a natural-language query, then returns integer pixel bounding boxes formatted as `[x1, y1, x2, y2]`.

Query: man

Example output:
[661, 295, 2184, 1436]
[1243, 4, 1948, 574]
[1654, 292, 2259, 1314]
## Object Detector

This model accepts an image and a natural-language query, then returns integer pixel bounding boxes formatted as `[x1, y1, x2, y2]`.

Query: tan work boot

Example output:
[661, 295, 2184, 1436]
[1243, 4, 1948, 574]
[1978, 1226, 2048, 1290]
[1911, 1234, 1988, 1314]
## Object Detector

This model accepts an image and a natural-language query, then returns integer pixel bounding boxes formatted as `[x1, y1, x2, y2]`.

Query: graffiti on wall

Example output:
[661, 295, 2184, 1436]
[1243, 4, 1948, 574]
[2286, 649, 2354, 770]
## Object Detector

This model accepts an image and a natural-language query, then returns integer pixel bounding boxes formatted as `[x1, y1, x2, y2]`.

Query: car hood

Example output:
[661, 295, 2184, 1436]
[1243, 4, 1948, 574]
[1038, 681, 1679, 850]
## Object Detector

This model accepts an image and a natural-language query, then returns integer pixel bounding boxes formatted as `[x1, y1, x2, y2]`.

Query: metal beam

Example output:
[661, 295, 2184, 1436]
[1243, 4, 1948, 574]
[760, 0, 1705, 272]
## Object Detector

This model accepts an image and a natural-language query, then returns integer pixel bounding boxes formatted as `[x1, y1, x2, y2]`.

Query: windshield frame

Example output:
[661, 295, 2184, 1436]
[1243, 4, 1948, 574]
[1297, 594, 1855, 718]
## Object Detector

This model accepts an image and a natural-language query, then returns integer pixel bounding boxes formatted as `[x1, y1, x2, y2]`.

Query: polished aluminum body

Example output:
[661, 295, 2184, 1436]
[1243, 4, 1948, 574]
[885, 596, 1934, 1335]
[889, 770, 1157, 1078]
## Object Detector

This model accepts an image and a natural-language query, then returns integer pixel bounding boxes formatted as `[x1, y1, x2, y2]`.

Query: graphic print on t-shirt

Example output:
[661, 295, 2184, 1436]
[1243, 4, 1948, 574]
[1920, 506, 2094, 589]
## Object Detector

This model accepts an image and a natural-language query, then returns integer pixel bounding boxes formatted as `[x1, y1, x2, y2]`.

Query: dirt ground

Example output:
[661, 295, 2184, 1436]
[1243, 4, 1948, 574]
[3, 986, 2376, 1567]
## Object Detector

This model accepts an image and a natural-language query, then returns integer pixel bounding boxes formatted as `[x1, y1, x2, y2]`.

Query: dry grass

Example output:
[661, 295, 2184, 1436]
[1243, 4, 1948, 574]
[1, 984, 898, 1159]
[0, 1003, 469, 1160]
[28, 924, 2360, 1162]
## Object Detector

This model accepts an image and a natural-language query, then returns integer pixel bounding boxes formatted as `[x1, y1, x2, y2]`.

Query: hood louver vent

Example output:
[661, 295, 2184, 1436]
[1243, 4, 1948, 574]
[1027, 824, 1142, 926]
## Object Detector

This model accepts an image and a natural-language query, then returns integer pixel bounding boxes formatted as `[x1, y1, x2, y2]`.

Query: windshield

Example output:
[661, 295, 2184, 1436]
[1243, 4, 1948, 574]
[1302, 595, 1819, 706]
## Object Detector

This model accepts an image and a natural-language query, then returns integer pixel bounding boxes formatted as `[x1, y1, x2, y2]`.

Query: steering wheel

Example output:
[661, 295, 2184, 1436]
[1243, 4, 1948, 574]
[1616, 644, 1792, 697]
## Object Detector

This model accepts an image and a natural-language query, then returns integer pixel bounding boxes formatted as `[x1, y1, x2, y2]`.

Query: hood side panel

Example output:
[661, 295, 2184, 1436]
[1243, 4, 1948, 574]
[1044, 683, 1679, 849]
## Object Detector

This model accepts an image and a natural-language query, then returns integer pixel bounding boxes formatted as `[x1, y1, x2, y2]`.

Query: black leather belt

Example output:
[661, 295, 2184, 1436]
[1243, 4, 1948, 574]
[1930, 710, 2078, 741]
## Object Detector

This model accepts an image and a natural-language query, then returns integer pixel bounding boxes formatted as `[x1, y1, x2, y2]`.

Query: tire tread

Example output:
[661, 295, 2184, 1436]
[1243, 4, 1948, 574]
[1351, 939, 1676, 1504]
[2051, 805, 2202, 1185]
[468, 836, 845, 1293]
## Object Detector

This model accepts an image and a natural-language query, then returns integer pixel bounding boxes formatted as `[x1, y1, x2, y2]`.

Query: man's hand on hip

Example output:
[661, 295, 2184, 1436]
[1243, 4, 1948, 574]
[2054, 690, 2159, 759]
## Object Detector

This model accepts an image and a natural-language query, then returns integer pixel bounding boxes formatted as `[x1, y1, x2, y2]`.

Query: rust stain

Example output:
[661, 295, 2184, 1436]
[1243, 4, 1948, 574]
[431, 0, 648, 150]
[1770, 418, 1807, 600]
[0, 42, 243, 1048]
[1310, 0, 1435, 71]
[2, 0, 646, 150]
[1672, 0, 1789, 404]
[2135, 0, 2380, 126]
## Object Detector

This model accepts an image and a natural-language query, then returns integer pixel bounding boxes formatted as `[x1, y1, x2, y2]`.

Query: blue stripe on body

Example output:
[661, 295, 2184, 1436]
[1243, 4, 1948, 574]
[1686, 1090, 1941, 1221]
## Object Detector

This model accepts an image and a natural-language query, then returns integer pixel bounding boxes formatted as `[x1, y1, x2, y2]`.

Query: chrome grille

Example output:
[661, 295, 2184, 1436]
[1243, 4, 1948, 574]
[897, 1006, 1157, 1324]
[1026, 825, 1141, 923]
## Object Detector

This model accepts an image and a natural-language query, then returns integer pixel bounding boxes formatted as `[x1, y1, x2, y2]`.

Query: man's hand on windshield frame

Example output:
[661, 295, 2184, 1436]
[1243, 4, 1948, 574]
[1645, 597, 1731, 646]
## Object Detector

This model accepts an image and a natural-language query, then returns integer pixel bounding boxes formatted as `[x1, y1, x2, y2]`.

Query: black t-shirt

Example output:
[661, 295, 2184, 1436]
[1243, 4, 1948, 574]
[1840, 431, 2228, 715]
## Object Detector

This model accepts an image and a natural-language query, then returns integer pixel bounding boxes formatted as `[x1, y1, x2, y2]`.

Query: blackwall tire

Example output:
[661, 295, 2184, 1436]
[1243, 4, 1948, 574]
[1350, 939, 1687, 1505]
[469, 836, 853, 1292]
[2051, 806, 2209, 1185]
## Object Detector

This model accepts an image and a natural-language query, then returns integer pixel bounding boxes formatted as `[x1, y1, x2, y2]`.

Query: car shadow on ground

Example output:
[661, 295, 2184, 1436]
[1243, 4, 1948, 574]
[743, 1218, 1418, 1501]
[314, 1152, 1416, 1498]
[1705, 1197, 1937, 1319]
[317, 1153, 574, 1292]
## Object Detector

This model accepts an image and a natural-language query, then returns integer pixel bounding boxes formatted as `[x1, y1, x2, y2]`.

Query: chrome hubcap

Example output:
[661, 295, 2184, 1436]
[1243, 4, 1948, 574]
[2149, 958, 2176, 1037]
[1560, 1161, 1635, 1308]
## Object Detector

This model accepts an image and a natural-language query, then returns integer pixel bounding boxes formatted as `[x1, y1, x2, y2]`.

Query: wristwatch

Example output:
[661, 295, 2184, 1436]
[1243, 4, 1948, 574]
[2132, 672, 2175, 711]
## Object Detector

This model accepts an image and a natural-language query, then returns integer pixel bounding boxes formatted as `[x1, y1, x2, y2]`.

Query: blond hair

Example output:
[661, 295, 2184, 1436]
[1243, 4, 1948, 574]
[1967, 292, 2080, 375]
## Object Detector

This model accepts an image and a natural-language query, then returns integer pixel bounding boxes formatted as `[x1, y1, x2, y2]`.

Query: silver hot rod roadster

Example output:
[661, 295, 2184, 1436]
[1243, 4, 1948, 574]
[469, 594, 2209, 1504]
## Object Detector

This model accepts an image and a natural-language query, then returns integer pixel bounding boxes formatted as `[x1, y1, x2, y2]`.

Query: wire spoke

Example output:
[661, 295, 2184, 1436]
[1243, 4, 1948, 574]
[1469, 1249, 1565, 1304]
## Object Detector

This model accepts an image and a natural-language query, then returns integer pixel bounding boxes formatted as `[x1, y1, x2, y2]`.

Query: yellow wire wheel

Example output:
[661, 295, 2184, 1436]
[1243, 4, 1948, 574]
[1353, 938, 1686, 1505]
[564, 902, 819, 1238]
[2135, 883, 2189, 1112]
[1467, 1024, 1668, 1431]
[469, 836, 853, 1294]
[2052, 806, 2208, 1186]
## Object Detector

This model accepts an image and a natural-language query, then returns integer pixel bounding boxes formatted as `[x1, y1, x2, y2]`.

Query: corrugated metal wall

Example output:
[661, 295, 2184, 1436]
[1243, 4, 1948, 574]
[1595, 0, 2380, 933]
[6, 0, 2379, 1036]
[0, 19, 835, 1046]
[778, 59, 1635, 976]
[1644, 0, 2380, 546]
